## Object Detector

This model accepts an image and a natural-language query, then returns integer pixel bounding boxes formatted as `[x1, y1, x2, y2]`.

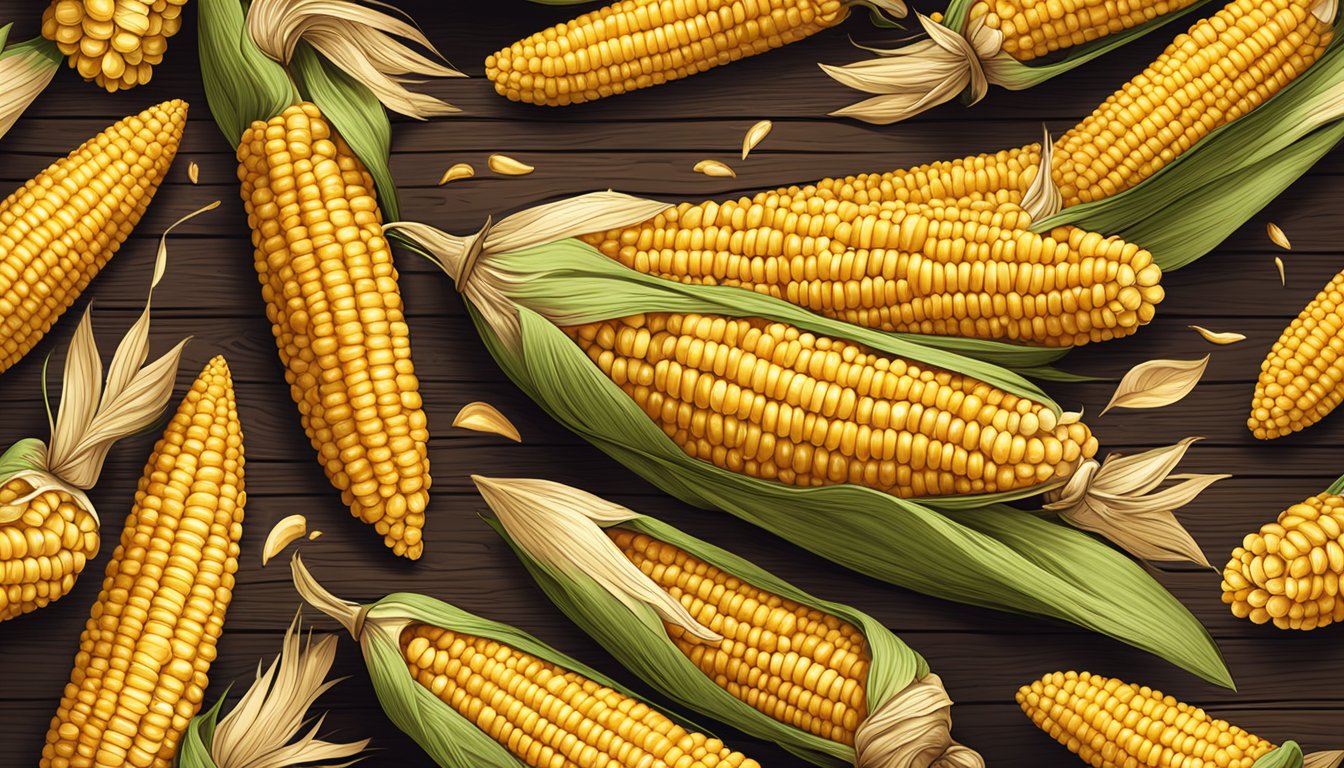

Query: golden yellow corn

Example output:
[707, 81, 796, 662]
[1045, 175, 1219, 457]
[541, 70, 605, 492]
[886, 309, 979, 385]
[486, 0, 850, 106]
[1249, 267, 1344, 439]
[609, 528, 870, 745]
[236, 102, 430, 559]
[401, 622, 762, 768]
[1053, 0, 1333, 206]
[1018, 671, 1278, 768]
[584, 198, 1165, 347]
[0, 100, 187, 375]
[1222, 491, 1344, 630]
[41, 0, 189, 91]
[0, 483, 99, 622]
[967, 0, 1206, 61]
[567, 311, 1098, 497]
[40, 355, 245, 768]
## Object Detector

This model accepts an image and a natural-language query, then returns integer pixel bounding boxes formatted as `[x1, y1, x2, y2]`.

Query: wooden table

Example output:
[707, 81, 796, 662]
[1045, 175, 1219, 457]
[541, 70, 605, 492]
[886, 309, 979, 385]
[2, 2, 1342, 765]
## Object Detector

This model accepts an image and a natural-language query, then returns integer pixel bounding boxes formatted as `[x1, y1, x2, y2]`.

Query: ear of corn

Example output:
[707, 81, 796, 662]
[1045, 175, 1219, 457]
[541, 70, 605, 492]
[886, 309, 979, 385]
[41, 355, 245, 768]
[1017, 672, 1337, 768]
[0, 478, 99, 622]
[970, 0, 1209, 62]
[387, 202, 1232, 688]
[291, 554, 764, 768]
[487, 0, 905, 107]
[1249, 266, 1344, 439]
[0, 99, 187, 375]
[476, 475, 983, 768]
[42, 0, 190, 90]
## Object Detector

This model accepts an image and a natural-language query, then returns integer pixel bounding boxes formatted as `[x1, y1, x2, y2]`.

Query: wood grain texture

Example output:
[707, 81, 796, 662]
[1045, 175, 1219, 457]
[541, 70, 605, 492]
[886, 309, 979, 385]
[0, 1, 1341, 766]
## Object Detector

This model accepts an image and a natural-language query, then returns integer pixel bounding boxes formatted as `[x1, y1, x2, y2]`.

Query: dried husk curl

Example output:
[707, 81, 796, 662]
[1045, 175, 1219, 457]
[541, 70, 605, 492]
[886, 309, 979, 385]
[289, 554, 734, 767]
[475, 475, 983, 768]
[0, 30, 60, 141]
[385, 197, 1231, 688]
[0, 202, 218, 525]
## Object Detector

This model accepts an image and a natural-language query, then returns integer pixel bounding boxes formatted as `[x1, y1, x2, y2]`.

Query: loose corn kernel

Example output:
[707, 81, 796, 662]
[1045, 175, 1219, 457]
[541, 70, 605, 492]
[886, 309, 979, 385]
[401, 623, 763, 768]
[41, 0, 189, 91]
[0, 481, 100, 622]
[1018, 671, 1277, 768]
[236, 102, 431, 559]
[40, 356, 244, 768]
[1249, 266, 1344, 439]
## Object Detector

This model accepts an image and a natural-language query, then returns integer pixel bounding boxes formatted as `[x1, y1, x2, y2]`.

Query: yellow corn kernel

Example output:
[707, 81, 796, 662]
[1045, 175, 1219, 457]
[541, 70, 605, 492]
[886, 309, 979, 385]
[0, 481, 99, 622]
[401, 622, 762, 768]
[1223, 491, 1344, 630]
[235, 102, 431, 559]
[610, 528, 870, 744]
[41, 0, 190, 90]
[40, 355, 245, 768]
[566, 312, 1098, 498]
[1249, 266, 1344, 439]
[486, 0, 851, 106]
[968, 0, 1206, 61]
[0, 100, 187, 374]
[1018, 671, 1277, 768]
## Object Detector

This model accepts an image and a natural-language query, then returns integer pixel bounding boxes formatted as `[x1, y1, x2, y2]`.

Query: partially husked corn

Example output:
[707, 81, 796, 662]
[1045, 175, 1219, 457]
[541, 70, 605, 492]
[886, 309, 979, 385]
[236, 102, 430, 559]
[1053, 0, 1334, 206]
[1249, 267, 1344, 439]
[1222, 491, 1344, 630]
[1018, 671, 1277, 768]
[609, 528, 870, 745]
[487, 0, 851, 106]
[584, 198, 1165, 347]
[0, 100, 187, 375]
[967, 0, 1206, 62]
[40, 355, 245, 768]
[567, 312, 1098, 497]
[41, 0, 190, 91]
[400, 623, 762, 768]
[0, 481, 99, 622]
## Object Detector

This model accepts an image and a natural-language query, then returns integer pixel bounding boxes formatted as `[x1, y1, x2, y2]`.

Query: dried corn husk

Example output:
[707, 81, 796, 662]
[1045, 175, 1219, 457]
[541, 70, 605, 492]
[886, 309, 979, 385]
[178, 613, 369, 768]
[452, 402, 521, 442]
[823, 0, 1215, 124]
[0, 30, 60, 141]
[0, 203, 216, 526]
[1101, 356, 1209, 415]
[383, 195, 1231, 688]
[476, 475, 983, 768]
[289, 554, 735, 767]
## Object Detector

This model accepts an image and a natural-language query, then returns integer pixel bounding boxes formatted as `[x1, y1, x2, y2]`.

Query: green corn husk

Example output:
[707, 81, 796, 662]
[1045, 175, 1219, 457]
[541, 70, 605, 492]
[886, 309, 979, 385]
[386, 197, 1231, 689]
[289, 554, 759, 768]
[474, 475, 983, 768]
[0, 29, 60, 142]
[822, 0, 1216, 124]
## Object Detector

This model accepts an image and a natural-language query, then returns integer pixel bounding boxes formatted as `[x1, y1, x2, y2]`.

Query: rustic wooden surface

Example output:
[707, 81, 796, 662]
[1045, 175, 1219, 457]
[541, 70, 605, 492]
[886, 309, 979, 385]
[2, 2, 1343, 765]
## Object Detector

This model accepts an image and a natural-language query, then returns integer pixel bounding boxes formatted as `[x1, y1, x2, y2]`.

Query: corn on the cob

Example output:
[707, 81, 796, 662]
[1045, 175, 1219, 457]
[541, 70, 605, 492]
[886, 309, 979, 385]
[567, 311, 1098, 497]
[41, 355, 245, 768]
[402, 623, 762, 768]
[967, 0, 1207, 61]
[236, 102, 430, 559]
[1222, 489, 1344, 630]
[0, 100, 187, 375]
[583, 197, 1165, 347]
[0, 483, 99, 622]
[1249, 267, 1344, 439]
[487, 0, 866, 106]
[41, 0, 189, 91]
[1018, 671, 1279, 768]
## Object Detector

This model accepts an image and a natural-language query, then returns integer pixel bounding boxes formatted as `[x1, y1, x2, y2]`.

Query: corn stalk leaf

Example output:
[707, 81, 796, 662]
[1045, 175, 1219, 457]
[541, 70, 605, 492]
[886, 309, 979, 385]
[466, 302, 1231, 688]
[290, 42, 400, 219]
[179, 694, 229, 768]
[198, 0, 295, 145]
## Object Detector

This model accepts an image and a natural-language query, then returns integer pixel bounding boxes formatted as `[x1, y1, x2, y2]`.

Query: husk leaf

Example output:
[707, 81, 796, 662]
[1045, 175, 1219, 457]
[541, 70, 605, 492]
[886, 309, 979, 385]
[0, 33, 60, 142]
[1101, 356, 1208, 415]
[198, 0, 295, 144]
[289, 554, 725, 768]
[1251, 742, 1343, 768]
[451, 402, 522, 442]
[476, 475, 982, 768]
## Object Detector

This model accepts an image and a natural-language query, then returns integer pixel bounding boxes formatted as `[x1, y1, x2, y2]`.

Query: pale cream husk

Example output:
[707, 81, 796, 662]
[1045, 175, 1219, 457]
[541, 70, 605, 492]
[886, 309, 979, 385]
[472, 475, 982, 768]
[0, 202, 219, 525]
[1102, 356, 1209, 415]
[0, 44, 58, 141]
[245, 0, 463, 119]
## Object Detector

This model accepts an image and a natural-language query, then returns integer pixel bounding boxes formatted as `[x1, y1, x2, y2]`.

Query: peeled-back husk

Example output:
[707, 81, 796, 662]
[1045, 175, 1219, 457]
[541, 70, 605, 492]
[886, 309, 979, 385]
[385, 198, 1231, 689]
[0, 30, 60, 141]
[475, 475, 982, 768]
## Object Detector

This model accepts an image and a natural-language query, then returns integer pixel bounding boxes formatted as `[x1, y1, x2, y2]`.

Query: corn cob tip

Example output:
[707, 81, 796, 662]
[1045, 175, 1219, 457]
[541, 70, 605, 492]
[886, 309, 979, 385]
[1222, 490, 1344, 630]
[1249, 266, 1344, 440]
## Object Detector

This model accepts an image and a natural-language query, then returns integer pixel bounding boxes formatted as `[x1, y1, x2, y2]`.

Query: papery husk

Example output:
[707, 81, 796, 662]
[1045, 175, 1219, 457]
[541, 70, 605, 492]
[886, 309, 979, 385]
[1248, 742, 1344, 768]
[0, 202, 217, 524]
[386, 200, 1231, 689]
[289, 554, 731, 767]
[475, 475, 982, 768]
[0, 30, 60, 142]
[824, 0, 1214, 124]
[178, 612, 368, 768]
